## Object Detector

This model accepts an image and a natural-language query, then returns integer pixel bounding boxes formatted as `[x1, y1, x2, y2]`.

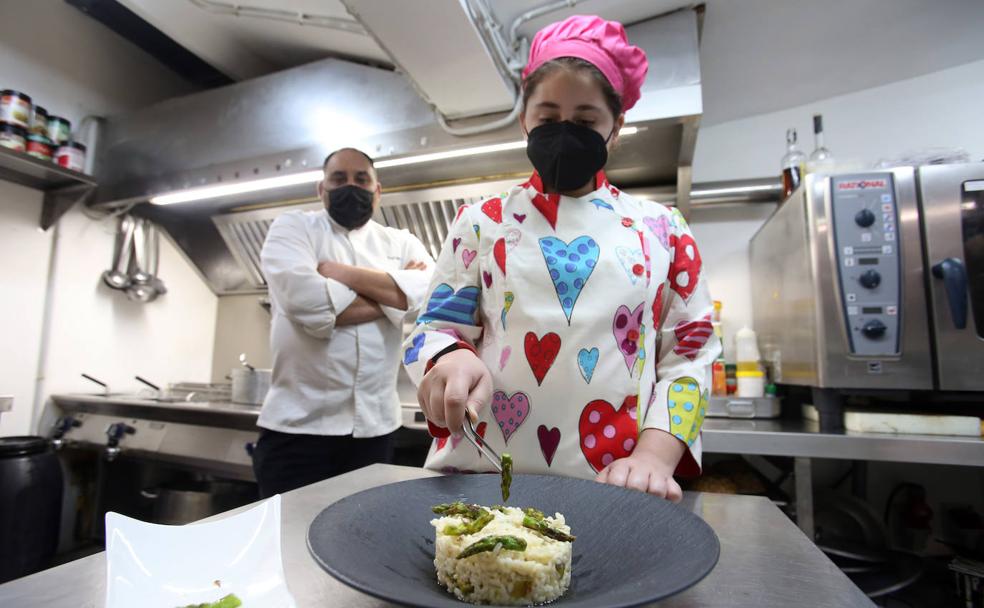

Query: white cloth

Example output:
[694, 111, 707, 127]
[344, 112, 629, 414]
[403, 172, 721, 478]
[259, 209, 433, 437]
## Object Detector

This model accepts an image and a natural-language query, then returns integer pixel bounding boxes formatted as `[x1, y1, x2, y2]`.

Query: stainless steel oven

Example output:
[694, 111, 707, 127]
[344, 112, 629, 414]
[749, 162, 984, 394]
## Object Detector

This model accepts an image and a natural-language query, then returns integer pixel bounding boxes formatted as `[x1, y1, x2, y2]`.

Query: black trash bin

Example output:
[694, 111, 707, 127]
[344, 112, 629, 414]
[0, 436, 63, 583]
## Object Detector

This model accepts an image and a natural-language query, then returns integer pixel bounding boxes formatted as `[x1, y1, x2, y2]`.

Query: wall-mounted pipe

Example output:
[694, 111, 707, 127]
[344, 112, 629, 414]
[690, 178, 783, 205]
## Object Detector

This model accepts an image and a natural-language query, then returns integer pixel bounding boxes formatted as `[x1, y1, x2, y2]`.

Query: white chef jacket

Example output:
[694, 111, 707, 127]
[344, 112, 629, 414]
[259, 209, 433, 437]
[403, 172, 721, 478]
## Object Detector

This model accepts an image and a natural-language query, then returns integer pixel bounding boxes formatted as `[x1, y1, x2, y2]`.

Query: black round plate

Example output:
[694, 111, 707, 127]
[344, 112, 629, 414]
[307, 474, 719, 607]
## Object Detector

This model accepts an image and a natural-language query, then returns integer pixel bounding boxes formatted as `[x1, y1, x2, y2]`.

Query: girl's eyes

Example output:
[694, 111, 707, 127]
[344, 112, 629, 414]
[536, 116, 595, 127]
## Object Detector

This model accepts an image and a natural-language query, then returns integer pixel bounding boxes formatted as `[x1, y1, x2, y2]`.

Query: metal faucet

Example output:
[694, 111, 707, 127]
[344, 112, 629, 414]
[105, 422, 136, 461]
[50, 416, 82, 450]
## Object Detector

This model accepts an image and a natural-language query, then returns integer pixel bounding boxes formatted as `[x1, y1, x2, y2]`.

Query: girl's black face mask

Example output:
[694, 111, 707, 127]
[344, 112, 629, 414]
[327, 184, 375, 229]
[525, 121, 611, 193]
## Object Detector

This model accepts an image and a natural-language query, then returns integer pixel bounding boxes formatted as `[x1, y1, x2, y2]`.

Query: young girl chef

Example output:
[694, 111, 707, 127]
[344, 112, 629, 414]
[402, 15, 721, 501]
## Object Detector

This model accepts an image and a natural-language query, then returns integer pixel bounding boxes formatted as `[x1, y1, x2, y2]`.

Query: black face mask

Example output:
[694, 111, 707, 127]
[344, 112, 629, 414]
[327, 184, 375, 229]
[526, 121, 611, 193]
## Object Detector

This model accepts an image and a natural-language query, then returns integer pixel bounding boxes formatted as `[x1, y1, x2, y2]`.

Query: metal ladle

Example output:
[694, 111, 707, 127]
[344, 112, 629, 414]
[126, 219, 160, 303]
[101, 215, 135, 290]
[239, 353, 255, 372]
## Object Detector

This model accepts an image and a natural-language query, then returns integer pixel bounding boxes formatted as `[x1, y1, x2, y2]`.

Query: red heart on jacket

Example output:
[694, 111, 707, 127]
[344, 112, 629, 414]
[578, 396, 639, 473]
[493, 238, 506, 276]
[652, 283, 665, 325]
[673, 314, 713, 361]
[524, 331, 561, 386]
[481, 197, 502, 223]
[669, 233, 702, 302]
[537, 425, 561, 467]
[473, 422, 488, 456]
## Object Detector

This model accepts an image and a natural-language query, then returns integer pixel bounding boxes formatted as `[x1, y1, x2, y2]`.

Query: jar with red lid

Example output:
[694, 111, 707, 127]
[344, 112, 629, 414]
[0, 90, 32, 129]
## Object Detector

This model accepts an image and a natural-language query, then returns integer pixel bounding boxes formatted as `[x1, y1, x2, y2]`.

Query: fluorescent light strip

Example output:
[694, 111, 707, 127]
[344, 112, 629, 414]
[150, 125, 640, 205]
[151, 170, 323, 205]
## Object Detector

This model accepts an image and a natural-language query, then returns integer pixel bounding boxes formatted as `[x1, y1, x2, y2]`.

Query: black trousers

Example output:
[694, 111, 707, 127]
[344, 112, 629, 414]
[252, 428, 395, 498]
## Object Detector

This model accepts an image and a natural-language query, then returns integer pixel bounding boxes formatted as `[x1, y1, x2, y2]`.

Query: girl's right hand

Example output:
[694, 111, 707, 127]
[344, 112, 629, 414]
[418, 348, 493, 434]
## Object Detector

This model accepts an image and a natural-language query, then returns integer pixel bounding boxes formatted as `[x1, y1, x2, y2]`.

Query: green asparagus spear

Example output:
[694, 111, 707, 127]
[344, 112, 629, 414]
[523, 507, 545, 521]
[432, 502, 484, 519]
[442, 509, 494, 536]
[178, 593, 242, 608]
[522, 515, 576, 542]
[500, 453, 513, 502]
[457, 535, 528, 559]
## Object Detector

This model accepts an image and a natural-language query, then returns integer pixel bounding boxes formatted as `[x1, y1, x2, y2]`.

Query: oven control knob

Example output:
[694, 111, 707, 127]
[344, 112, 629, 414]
[855, 208, 876, 228]
[859, 269, 881, 289]
[861, 319, 887, 339]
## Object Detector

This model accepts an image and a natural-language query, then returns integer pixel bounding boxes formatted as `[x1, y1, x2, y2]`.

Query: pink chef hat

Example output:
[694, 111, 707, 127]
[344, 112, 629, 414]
[521, 15, 649, 112]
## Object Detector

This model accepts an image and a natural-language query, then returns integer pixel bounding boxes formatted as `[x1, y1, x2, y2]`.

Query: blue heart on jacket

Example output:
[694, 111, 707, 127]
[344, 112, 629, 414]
[417, 283, 480, 326]
[403, 334, 426, 365]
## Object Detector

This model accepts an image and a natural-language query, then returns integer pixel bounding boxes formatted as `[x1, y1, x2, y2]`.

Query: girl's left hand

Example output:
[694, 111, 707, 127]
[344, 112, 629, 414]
[595, 429, 686, 502]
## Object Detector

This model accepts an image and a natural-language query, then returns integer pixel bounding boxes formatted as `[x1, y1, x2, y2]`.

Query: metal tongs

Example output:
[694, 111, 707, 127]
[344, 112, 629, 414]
[463, 416, 502, 473]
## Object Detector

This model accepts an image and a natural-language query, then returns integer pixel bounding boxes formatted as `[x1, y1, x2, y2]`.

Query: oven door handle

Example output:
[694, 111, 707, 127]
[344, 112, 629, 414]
[931, 257, 968, 330]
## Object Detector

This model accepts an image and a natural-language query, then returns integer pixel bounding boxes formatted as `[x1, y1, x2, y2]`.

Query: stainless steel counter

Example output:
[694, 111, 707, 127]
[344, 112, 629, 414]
[50, 393, 263, 431]
[702, 417, 984, 467]
[51, 394, 984, 468]
[0, 464, 872, 607]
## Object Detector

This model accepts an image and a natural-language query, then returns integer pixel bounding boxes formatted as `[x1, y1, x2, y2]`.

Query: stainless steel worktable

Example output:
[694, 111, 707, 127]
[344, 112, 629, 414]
[0, 463, 872, 607]
[52, 394, 984, 467]
[702, 417, 984, 466]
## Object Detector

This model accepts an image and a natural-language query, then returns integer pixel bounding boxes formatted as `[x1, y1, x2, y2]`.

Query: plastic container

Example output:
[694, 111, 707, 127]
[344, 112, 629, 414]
[725, 363, 737, 395]
[735, 326, 761, 373]
[47, 115, 71, 146]
[0, 90, 32, 129]
[55, 141, 86, 172]
[29, 105, 48, 137]
[0, 123, 26, 152]
[0, 436, 63, 583]
[26, 134, 53, 161]
[737, 370, 766, 398]
[712, 360, 727, 396]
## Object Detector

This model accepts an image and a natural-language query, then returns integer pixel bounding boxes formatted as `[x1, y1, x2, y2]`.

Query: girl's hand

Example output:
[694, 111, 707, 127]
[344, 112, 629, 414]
[595, 429, 686, 502]
[418, 348, 493, 434]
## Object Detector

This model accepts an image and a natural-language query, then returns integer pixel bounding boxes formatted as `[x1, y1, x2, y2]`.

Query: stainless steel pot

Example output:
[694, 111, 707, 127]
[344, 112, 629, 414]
[230, 368, 271, 405]
[140, 480, 257, 525]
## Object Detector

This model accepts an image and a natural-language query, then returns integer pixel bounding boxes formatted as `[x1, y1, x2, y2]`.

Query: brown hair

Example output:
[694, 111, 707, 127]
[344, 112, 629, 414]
[522, 57, 623, 119]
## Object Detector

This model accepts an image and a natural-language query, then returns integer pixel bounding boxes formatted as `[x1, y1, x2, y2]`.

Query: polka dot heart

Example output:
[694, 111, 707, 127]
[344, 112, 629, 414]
[669, 233, 702, 302]
[491, 390, 531, 444]
[538, 235, 600, 324]
[612, 302, 644, 373]
[578, 396, 639, 473]
[667, 377, 705, 446]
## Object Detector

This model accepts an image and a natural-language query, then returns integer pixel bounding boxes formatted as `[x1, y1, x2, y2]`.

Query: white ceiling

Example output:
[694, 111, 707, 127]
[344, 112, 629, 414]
[699, 0, 984, 125]
[119, 0, 984, 125]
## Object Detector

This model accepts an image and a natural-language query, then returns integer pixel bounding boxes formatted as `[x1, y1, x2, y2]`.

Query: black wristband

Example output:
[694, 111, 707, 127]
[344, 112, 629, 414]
[429, 343, 460, 365]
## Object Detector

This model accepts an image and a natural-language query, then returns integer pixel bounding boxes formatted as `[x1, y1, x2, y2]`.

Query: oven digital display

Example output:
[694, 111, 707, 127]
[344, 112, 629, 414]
[862, 306, 883, 314]
[858, 257, 879, 265]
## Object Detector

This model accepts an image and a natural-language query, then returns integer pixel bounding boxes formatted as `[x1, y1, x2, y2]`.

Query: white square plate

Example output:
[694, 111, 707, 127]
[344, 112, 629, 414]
[105, 495, 296, 608]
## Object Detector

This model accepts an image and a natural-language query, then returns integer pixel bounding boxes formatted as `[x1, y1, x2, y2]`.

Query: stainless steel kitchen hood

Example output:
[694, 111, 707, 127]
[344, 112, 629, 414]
[93, 8, 703, 294]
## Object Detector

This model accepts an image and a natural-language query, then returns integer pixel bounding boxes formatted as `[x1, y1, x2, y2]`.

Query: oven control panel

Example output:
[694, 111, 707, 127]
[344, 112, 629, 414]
[830, 173, 902, 355]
